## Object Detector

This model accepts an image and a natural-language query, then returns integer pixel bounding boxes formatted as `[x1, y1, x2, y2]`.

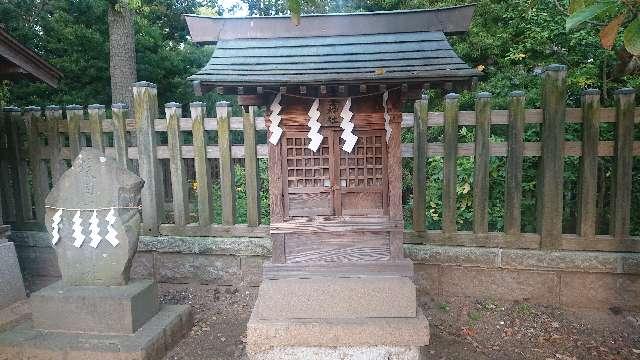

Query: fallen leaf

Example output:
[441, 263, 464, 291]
[600, 13, 625, 50]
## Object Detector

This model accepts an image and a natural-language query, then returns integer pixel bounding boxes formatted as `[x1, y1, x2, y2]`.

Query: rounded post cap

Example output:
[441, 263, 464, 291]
[111, 103, 129, 110]
[509, 90, 525, 97]
[614, 87, 635, 95]
[87, 104, 105, 110]
[420, 93, 429, 101]
[45, 105, 61, 111]
[216, 101, 231, 107]
[582, 89, 601, 96]
[133, 81, 157, 88]
[24, 106, 41, 112]
[165, 102, 182, 108]
[65, 104, 83, 110]
[190, 101, 206, 108]
[545, 64, 567, 72]
[445, 93, 460, 100]
[3, 106, 20, 113]
[476, 91, 492, 99]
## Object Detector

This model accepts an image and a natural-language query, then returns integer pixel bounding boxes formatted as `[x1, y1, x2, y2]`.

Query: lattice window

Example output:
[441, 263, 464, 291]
[339, 133, 385, 188]
[285, 136, 330, 188]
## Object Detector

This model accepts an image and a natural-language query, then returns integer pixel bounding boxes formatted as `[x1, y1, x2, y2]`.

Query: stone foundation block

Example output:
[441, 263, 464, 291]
[0, 304, 191, 360]
[0, 300, 30, 333]
[250, 345, 425, 360]
[31, 280, 159, 334]
[247, 308, 430, 354]
[560, 272, 640, 311]
[0, 241, 26, 310]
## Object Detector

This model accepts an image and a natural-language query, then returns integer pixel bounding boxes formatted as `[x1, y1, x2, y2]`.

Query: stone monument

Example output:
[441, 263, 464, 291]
[0, 224, 28, 332]
[0, 148, 191, 359]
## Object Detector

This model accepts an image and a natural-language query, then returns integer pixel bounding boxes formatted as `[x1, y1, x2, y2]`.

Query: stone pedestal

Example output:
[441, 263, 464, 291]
[0, 225, 28, 332]
[0, 280, 192, 359]
[247, 276, 430, 360]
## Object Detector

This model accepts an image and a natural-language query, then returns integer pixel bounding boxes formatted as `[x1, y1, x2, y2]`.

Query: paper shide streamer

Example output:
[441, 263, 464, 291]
[48, 206, 128, 248]
[339, 97, 358, 153]
[383, 91, 392, 144]
[268, 92, 283, 145]
[307, 98, 323, 152]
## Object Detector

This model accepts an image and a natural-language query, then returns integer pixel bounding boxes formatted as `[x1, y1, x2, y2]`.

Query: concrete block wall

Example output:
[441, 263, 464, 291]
[9, 231, 640, 311]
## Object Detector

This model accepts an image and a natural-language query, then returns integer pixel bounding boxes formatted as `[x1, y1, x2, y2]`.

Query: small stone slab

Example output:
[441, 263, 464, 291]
[0, 305, 191, 360]
[254, 276, 417, 320]
[250, 345, 424, 360]
[247, 308, 430, 354]
[0, 300, 30, 333]
[31, 280, 159, 334]
[0, 241, 26, 310]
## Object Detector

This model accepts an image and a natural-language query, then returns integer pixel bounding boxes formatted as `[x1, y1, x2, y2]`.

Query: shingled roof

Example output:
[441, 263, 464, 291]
[186, 5, 480, 87]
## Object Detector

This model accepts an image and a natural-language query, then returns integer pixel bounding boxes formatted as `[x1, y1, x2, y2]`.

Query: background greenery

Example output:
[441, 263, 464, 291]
[1, 0, 638, 235]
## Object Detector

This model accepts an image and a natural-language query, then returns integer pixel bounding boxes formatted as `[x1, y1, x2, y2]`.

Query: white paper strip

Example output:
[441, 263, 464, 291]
[71, 211, 85, 248]
[339, 97, 358, 153]
[307, 98, 323, 151]
[268, 92, 283, 145]
[383, 91, 392, 144]
[105, 209, 119, 247]
[88, 210, 102, 248]
[51, 209, 62, 245]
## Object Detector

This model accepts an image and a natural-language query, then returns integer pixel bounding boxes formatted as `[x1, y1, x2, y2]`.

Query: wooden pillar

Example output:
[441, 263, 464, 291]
[5, 107, 30, 223]
[610, 88, 635, 241]
[87, 104, 105, 153]
[25, 106, 47, 223]
[473, 92, 491, 234]
[504, 91, 525, 236]
[191, 102, 213, 226]
[133, 81, 164, 235]
[576, 89, 600, 239]
[537, 64, 566, 249]
[165, 102, 190, 226]
[442, 93, 459, 236]
[243, 106, 260, 227]
[387, 97, 404, 259]
[412, 94, 428, 235]
[216, 101, 236, 225]
[45, 105, 64, 183]
[111, 103, 131, 169]
[65, 105, 83, 160]
[266, 96, 285, 264]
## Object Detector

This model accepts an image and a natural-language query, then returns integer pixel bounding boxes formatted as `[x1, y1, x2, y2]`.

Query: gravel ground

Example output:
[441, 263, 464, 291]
[160, 283, 640, 360]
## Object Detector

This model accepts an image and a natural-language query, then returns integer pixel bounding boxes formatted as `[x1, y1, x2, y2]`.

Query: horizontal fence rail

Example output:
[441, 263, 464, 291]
[0, 66, 639, 252]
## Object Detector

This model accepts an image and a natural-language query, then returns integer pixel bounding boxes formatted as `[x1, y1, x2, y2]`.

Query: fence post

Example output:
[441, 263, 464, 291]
[65, 105, 83, 160]
[576, 89, 600, 239]
[191, 102, 213, 226]
[111, 104, 130, 169]
[217, 101, 236, 225]
[537, 64, 567, 249]
[412, 94, 428, 235]
[133, 81, 164, 235]
[611, 88, 635, 241]
[473, 92, 491, 234]
[5, 107, 31, 223]
[243, 106, 260, 227]
[87, 104, 105, 153]
[442, 93, 459, 237]
[25, 106, 47, 223]
[165, 102, 190, 226]
[45, 105, 64, 183]
[504, 91, 525, 236]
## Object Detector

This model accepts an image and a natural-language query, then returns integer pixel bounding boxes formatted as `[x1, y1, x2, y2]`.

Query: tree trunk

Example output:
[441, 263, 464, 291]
[108, 5, 137, 107]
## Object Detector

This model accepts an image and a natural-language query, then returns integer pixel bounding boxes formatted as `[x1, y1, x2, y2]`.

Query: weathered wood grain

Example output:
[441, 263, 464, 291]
[65, 105, 83, 160]
[133, 82, 164, 235]
[44, 106, 64, 183]
[216, 101, 236, 225]
[111, 104, 130, 169]
[87, 104, 105, 153]
[412, 95, 428, 234]
[537, 65, 566, 249]
[263, 259, 414, 279]
[442, 93, 459, 235]
[504, 91, 525, 236]
[242, 106, 260, 226]
[4, 107, 31, 223]
[610, 88, 635, 241]
[165, 103, 190, 226]
[576, 90, 600, 239]
[473, 92, 491, 234]
[25, 107, 47, 223]
[191, 102, 213, 226]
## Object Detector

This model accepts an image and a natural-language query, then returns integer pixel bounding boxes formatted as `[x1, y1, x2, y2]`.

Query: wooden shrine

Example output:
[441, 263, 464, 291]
[186, 5, 479, 359]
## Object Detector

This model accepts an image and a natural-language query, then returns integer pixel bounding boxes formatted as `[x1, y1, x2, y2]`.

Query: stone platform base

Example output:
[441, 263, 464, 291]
[0, 300, 30, 333]
[0, 240, 26, 310]
[250, 345, 425, 360]
[0, 305, 191, 360]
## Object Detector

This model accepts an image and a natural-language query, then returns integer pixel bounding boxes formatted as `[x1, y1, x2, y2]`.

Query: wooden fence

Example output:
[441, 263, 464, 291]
[1, 67, 639, 252]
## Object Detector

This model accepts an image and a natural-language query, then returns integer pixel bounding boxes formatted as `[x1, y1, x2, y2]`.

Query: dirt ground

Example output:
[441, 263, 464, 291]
[160, 283, 640, 360]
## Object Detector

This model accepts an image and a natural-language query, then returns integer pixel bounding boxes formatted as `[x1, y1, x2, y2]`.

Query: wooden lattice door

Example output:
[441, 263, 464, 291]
[282, 129, 388, 218]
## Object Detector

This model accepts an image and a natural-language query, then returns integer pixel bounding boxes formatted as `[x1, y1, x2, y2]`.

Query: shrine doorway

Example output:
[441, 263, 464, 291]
[281, 129, 389, 218]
